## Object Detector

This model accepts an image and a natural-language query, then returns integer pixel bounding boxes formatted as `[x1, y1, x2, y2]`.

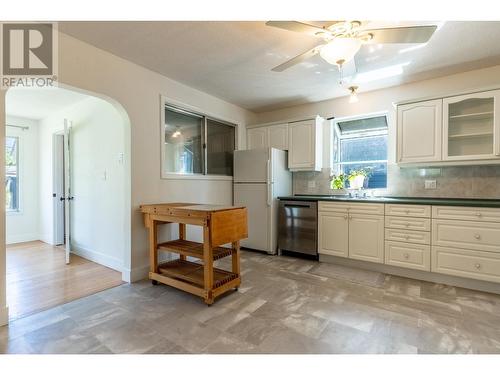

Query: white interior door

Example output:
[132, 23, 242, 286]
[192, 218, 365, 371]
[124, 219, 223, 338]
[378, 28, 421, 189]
[53, 134, 65, 245]
[63, 120, 72, 264]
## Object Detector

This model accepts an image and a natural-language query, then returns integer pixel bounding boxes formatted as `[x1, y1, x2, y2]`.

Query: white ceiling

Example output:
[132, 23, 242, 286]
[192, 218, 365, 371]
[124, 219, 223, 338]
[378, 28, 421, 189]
[59, 21, 500, 112]
[6, 87, 90, 120]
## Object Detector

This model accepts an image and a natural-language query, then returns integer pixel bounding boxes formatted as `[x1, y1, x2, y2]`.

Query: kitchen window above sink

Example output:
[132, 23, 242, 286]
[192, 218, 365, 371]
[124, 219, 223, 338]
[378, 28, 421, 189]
[332, 114, 389, 189]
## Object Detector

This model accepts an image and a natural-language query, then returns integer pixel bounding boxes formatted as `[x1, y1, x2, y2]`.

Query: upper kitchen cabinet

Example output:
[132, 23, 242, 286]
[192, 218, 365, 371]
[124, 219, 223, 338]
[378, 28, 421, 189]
[288, 117, 323, 171]
[268, 124, 289, 150]
[443, 90, 500, 161]
[397, 99, 443, 164]
[247, 123, 288, 150]
[247, 126, 269, 149]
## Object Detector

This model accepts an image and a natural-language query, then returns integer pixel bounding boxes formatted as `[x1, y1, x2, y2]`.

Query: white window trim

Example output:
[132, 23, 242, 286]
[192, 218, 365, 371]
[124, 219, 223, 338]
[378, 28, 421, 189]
[5, 129, 23, 216]
[331, 113, 389, 190]
[159, 95, 239, 181]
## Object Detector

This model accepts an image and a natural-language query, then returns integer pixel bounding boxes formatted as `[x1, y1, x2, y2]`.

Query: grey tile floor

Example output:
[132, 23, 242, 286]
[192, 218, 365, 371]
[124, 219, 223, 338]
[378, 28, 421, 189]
[2, 250, 500, 354]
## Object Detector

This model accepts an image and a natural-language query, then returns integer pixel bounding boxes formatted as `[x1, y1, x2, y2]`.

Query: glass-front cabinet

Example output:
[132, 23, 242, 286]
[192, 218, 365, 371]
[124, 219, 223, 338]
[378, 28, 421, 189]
[443, 90, 500, 161]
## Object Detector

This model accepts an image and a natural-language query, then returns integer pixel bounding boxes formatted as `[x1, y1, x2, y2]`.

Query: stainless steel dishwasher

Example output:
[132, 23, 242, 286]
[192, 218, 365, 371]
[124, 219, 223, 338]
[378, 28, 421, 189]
[278, 200, 318, 258]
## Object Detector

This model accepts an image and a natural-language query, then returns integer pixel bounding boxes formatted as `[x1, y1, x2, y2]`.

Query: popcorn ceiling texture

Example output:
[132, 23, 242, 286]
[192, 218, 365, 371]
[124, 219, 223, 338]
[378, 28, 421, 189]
[292, 165, 500, 199]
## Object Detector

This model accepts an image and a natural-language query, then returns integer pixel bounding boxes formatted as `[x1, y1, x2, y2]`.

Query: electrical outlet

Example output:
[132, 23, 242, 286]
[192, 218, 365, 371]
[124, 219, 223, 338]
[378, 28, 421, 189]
[425, 180, 437, 189]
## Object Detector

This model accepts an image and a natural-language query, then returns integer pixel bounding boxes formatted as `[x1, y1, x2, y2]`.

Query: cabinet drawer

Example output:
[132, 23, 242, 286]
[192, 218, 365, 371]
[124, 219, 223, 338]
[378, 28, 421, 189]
[385, 204, 431, 218]
[432, 219, 500, 253]
[432, 205, 500, 223]
[319, 201, 384, 215]
[385, 228, 431, 245]
[385, 241, 430, 271]
[432, 246, 500, 283]
[385, 216, 431, 231]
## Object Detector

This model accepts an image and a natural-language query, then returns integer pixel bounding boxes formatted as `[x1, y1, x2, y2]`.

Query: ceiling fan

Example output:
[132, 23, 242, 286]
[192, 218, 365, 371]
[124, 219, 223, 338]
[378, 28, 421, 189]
[266, 21, 437, 77]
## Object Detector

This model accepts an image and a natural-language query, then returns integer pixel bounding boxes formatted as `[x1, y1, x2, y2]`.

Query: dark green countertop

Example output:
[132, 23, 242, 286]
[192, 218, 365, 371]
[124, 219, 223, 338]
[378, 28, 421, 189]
[277, 195, 500, 208]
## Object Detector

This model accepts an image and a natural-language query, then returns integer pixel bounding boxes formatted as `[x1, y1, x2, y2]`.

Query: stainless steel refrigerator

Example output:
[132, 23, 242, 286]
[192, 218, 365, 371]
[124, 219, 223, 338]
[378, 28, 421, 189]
[233, 148, 292, 254]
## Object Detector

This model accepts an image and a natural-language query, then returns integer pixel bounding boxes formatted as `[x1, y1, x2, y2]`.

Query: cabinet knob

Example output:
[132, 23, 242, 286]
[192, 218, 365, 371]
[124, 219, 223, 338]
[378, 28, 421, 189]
[349, 215, 353, 220]
[343, 215, 348, 220]
[405, 209, 410, 214]
[474, 234, 481, 240]
[405, 223, 410, 227]
[476, 212, 482, 217]
[404, 253, 410, 259]
[405, 235, 410, 240]
[475, 263, 481, 269]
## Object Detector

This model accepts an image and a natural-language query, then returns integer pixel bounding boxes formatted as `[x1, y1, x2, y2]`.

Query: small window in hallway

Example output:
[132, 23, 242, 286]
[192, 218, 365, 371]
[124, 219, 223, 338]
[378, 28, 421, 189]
[163, 104, 236, 177]
[5, 136, 19, 211]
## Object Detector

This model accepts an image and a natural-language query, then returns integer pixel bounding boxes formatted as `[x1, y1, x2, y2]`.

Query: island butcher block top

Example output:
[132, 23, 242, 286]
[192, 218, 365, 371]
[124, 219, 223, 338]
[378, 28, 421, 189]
[140, 203, 248, 305]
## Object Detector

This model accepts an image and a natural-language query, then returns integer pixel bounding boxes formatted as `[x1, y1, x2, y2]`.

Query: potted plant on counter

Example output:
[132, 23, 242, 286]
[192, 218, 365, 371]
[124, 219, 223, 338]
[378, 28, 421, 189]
[330, 168, 371, 190]
[347, 168, 370, 190]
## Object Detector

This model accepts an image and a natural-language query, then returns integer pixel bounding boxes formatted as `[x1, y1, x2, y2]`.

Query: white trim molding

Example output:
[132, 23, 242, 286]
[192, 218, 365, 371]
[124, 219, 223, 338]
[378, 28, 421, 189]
[121, 264, 149, 283]
[71, 243, 123, 273]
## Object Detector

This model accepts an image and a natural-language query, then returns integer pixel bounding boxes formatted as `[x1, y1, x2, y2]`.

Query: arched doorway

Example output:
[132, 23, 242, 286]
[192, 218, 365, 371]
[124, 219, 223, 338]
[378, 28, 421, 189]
[1, 84, 131, 322]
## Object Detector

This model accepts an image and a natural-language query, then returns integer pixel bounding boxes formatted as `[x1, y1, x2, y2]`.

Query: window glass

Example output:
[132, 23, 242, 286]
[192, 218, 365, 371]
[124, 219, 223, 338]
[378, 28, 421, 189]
[206, 119, 235, 176]
[6, 136, 19, 211]
[164, 108, 203, 174]
[335, 116, 388, 189]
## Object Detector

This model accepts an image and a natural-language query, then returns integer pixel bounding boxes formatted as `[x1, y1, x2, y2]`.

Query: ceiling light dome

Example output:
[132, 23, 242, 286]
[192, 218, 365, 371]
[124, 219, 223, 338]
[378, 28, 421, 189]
[320, 38, 362, 65]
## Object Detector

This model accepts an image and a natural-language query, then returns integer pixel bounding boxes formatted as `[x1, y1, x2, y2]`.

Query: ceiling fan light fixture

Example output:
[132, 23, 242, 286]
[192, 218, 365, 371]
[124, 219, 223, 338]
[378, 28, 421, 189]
[319, 38, 362, 66]
[348, 86, 359, 103]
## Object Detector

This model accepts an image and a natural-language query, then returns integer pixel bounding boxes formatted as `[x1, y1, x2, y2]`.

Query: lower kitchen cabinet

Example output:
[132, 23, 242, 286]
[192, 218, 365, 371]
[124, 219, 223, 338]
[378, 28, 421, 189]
[348, 214, 385, 263]
[318, 202, 384, 264]
[318, 212, 348, 257]
[385, 241, 431, 271]
[432, 245, 500, 283]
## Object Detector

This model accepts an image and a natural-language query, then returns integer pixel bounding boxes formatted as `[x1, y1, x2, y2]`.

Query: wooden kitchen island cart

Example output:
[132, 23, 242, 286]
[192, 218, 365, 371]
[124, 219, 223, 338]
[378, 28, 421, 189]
[140, 203, 247, 305]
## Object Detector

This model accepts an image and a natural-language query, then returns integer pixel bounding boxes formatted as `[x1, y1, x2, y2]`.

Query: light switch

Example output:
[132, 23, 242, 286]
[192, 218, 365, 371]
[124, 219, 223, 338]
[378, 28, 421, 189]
[424, 180, 437, 189]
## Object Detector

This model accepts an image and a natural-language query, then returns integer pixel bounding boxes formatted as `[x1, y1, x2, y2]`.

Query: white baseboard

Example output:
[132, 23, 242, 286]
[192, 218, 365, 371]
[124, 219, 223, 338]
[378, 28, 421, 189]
[121, 264, 149, 283]
[71, 244, 123, 273]
[0, 305, 9, 326]
[6, 233, 39, 245]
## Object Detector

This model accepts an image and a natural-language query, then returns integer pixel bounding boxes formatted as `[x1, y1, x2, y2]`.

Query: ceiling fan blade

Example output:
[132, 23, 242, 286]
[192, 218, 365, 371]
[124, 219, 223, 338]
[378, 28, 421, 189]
[271, 45, 324, 72]
[265, 21, 327, 37]
[363, 25, 437, 44]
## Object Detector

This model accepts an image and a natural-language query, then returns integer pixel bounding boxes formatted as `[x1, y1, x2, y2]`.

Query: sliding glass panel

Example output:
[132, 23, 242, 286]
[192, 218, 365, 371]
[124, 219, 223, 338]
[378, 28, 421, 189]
[206, 119, 235, 176]
[6, 136, 19, 211]
[164, 108, 203, 174]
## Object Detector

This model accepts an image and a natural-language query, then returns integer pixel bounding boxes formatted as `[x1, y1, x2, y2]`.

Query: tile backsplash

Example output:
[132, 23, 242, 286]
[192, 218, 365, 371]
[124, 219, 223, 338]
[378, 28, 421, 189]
[293, 165, 500, 199]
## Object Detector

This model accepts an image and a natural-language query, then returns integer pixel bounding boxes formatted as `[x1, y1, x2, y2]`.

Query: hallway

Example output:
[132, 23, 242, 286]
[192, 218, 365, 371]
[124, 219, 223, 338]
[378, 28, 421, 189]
[7, 241, 123, 320]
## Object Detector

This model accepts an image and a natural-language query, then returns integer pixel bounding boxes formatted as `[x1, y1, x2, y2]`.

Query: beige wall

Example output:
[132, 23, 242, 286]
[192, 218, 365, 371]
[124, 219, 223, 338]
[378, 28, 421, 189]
[0, 31, 256, 325]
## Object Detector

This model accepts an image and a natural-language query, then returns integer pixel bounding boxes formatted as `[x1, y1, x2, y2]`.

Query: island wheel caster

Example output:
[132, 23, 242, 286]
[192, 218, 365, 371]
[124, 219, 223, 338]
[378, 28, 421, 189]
[151, 279, 159, 286]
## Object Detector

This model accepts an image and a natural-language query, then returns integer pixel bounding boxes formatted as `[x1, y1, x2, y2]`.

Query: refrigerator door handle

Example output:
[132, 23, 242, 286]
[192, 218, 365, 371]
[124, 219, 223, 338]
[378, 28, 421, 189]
[266, 159, 272, 207]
